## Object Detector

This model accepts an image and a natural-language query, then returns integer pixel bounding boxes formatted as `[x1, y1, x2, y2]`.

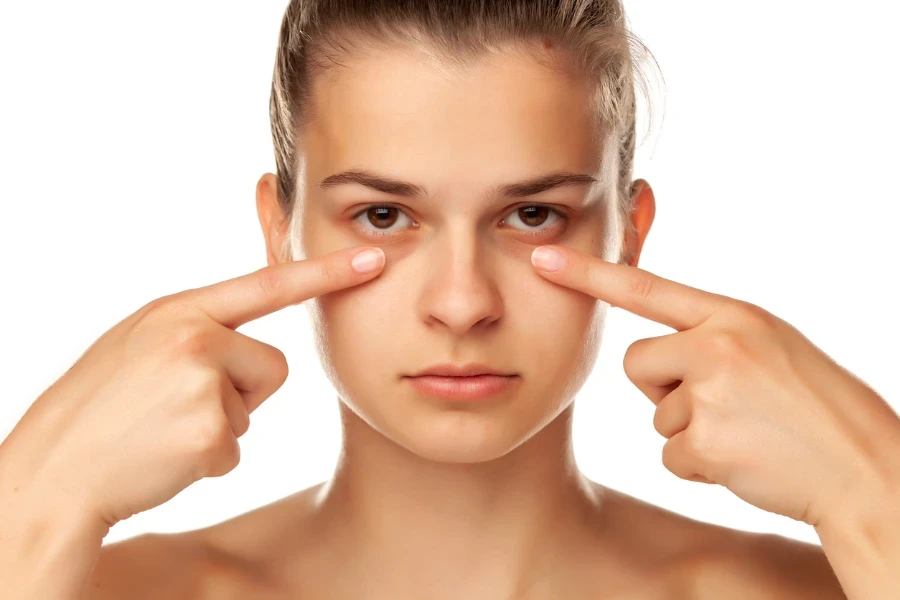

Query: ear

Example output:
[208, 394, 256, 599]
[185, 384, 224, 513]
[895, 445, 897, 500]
[620, 179, 655, 268]
[256, 173, 291, 266]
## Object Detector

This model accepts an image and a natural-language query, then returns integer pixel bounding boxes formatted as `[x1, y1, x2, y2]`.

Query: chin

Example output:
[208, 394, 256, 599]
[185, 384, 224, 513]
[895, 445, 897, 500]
[396, 431, 527, 464]
[384, 400, 557, 464]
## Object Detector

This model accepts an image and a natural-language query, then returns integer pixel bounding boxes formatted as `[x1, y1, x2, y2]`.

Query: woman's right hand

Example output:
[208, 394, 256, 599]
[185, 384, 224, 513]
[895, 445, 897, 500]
[0, 245, 385, 532]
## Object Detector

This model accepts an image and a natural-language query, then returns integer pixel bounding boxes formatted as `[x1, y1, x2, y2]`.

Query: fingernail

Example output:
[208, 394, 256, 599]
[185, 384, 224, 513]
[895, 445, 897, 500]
[531, 246, 565, 271]
[351, 248, 385, 273]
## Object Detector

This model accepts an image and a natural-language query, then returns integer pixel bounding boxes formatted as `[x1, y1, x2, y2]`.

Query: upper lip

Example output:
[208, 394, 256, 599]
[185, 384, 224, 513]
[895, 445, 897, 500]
[407, 363, 517, 377]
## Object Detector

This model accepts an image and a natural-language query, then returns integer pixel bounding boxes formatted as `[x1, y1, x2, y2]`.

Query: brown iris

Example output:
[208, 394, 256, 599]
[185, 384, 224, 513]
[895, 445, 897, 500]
[517, 205, 550, 227]
[366, 206, 399, 228]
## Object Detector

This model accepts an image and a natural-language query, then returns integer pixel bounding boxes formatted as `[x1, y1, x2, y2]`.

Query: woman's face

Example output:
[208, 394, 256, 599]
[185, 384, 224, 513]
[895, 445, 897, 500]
[292, 43, 624, 463]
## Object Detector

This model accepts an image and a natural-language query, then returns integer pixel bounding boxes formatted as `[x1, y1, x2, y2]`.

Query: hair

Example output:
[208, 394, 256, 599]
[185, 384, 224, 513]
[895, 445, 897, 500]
[268, 0, 660, 264]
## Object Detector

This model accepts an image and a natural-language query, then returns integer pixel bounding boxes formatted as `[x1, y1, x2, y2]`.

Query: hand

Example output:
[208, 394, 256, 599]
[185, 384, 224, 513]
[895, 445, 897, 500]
[530, 244, 900, 527]
[0, 245, 386, 530]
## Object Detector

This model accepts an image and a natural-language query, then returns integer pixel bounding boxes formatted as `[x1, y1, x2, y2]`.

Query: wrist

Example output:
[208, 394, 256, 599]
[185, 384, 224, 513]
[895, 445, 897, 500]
[815, 459, 899, 538]
[0, 480, 110, 598]
[9, 492, 109, 549]
[813, 471, 900, 596]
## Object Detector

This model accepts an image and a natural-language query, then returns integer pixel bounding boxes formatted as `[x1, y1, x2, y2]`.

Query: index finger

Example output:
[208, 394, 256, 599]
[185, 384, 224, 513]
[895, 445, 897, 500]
[531, 245, 729, 331]
[180, 245, 385, 329]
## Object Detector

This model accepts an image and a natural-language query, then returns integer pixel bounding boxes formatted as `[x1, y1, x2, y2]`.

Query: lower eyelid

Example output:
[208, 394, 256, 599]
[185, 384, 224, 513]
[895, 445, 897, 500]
[354, 223, 410, 238]
[509, 220, 567, 238]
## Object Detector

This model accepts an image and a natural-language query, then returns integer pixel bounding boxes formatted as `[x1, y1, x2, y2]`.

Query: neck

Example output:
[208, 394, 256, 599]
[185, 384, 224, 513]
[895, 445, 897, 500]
[315, 401, 606, 598]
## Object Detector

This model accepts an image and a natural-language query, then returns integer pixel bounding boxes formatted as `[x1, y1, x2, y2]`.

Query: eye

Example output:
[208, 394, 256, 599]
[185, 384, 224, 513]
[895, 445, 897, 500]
[499, 204, 565, 234]
[352, 204, 416, 236]
[350, 202, 566, 238]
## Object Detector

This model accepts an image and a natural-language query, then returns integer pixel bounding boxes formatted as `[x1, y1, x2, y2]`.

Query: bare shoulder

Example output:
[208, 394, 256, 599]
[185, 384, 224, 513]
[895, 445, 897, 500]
[84, 530, 262, 600]
[85, 531, 201, 599]
[685, 529, 847, 599]
[590, 484, 846, 599]
[85, 483, 324, 599]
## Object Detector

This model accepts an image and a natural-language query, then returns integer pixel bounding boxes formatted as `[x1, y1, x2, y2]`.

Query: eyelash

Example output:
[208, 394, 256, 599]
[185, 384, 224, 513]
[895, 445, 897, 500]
[350, 203, 568, 238]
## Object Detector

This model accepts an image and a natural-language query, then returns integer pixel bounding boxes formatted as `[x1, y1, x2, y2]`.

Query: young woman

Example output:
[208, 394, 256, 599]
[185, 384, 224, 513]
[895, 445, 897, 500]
[2, 1, 898, 598]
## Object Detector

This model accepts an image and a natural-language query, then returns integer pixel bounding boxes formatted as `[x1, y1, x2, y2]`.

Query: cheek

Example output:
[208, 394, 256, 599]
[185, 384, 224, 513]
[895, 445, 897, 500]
[308, 272, 407, 385]
[510, 279, 601, 361]
[505, 269, 605, 407]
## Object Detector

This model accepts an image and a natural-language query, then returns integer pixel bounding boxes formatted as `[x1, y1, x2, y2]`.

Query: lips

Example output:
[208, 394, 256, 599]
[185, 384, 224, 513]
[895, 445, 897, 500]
[403, 363, 519, 401]
[407, 362, 516, 378]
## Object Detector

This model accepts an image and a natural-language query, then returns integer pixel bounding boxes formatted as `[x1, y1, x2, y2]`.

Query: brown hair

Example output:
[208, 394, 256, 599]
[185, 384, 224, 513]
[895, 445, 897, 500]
[268, 0, 659, 263]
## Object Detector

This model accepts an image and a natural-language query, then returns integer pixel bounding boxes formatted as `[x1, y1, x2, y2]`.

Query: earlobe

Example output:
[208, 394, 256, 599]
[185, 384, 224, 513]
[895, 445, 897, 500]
[256, 173, 290, 266]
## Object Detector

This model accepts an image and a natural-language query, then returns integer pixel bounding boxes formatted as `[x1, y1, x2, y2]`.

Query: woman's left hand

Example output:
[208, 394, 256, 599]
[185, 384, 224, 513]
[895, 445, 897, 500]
[530, 244, 900, 529]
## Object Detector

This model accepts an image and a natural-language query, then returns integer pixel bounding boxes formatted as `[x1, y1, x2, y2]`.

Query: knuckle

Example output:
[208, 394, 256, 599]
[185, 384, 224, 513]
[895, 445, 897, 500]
[191, 411, 234, 463]
[708, 329, 745, 360]
[167, 324, 214, 359]
[139, 296, 168, 316]
[233, 410, 251, 438]
[660, 438, 683, 475]
[211, 437, 241, 477]
[131, 296, 204, 356]
[732, 300, 779, 330]
[205, 434, 241, 478]
[132, 296, 177, 329]
[226, 390, 252, 438]
[684, 422, 714, 457]
[222, 438, 242, 473]
[688, 378, 731, 411]
[187, 366, 225, 401]
[662, 437, 689, 477]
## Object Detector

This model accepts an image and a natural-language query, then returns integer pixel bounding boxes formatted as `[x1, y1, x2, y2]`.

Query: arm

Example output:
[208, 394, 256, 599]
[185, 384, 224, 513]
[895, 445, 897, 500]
[814, 475, 900, 600]
[0, 486, 108, 599]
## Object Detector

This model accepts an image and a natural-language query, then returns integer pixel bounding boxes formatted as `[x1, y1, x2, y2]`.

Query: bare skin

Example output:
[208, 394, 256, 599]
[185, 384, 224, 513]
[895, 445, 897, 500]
[1, 39, 853, 600]
[86, 474, 844, 599]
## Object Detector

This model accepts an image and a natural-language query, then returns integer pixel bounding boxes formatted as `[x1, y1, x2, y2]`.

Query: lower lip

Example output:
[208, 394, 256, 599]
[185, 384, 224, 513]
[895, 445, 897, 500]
[404, 374, 519, 401]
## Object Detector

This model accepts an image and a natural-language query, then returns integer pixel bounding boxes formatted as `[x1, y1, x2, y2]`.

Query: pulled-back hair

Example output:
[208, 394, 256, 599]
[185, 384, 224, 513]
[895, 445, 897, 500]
[269, 0, 659, 263]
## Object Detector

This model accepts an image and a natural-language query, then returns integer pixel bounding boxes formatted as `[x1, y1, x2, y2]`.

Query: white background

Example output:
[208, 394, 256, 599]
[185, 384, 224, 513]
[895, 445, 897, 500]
[0, 1, 897, 546]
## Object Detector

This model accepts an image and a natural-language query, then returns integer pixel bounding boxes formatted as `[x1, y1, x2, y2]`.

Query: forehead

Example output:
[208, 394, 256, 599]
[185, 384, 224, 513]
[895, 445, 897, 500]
[302, 43, 611, 194]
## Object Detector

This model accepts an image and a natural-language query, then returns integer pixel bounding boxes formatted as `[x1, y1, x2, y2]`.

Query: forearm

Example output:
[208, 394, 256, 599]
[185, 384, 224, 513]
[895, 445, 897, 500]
[815, 477, 900, 600]
[0, 480, 108, 599]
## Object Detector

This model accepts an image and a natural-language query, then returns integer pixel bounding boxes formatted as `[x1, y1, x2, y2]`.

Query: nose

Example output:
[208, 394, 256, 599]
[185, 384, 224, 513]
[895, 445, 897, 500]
[417, 234, 503, 335]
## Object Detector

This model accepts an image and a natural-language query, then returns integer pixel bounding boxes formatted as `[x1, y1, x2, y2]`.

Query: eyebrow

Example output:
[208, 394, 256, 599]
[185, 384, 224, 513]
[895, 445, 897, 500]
[318, 169, 598, 199]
